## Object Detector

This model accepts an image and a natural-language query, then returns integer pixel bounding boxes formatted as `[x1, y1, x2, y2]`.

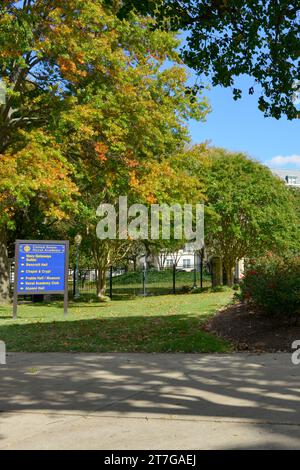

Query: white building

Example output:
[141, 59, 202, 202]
[138, 244, 200, 271]
[162, 244, 198, 271]
[271, 169, 300, 187]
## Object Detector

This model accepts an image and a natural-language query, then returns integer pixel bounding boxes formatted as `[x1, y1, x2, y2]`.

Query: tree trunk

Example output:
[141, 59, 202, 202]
[225, 264, 234, 287]
[211, 256, 223, 287]
[96, 268, 107, 300]
[0, 226, 10, 303]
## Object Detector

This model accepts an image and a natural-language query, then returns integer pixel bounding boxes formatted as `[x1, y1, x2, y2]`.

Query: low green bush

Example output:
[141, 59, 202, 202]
[240, 254, 300, 317]
[191, 287, 208, 294]
[232, 283, 240, 291]
[181, 285, 191, 293]
[211, 285, 230, 293]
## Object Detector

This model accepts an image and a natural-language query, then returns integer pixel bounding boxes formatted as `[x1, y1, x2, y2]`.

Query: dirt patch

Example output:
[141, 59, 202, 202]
[205, 302, 300, 352]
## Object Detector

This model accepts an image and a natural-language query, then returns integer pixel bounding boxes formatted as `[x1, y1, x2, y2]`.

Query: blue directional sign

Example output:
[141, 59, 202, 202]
[16, 242, 67, 294]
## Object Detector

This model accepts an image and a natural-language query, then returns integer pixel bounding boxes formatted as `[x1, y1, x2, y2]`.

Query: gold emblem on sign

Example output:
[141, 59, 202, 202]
[23, 245, 31, 252]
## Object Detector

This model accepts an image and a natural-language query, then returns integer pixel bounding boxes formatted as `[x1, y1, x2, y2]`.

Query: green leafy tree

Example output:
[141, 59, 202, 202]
[55, 7, 208, 299]
[289, 186, 300, 224]
[119, 0, 300, 119]
[189, 146, 300, 285]
[0, 1, 208, 301]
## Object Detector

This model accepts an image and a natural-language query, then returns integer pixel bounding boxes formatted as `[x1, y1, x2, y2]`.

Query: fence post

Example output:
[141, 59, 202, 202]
[200, 251, 203, 289]
[109, 266, 113, 299]
[142, 263, 147, 296]
[173, 263, 176, 294]
[193, 252, 197, 289]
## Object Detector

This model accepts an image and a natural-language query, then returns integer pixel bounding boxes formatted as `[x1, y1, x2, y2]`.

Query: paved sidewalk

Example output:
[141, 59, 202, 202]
[0, 353, 299, 449]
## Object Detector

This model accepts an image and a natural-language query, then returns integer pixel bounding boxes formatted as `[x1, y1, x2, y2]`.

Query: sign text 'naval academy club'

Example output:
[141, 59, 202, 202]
[13, 240, 69, 319]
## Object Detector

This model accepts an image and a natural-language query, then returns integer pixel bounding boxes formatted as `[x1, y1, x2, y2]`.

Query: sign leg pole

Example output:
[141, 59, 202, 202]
[64, 290, 68, 317]
[13, 295, 18, 320]
[13, 241, 19, 319]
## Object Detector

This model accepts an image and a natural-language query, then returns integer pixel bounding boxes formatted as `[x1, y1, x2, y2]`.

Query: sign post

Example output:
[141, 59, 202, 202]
[13, 240, 69, 319]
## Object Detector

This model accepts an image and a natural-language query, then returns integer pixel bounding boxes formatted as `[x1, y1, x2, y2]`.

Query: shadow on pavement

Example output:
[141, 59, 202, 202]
[0, 352, 299, 448]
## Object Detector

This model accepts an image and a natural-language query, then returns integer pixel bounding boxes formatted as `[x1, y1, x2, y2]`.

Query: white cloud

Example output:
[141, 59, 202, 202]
[266, 155, 300, 168]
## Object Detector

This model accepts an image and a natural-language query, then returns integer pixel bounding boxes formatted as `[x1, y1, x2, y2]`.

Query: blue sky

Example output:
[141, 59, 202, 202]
[188, 75, 300, 169]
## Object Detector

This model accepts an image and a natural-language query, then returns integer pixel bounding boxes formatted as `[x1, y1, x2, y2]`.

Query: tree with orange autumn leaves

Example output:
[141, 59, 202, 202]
[55, 11, 209, 298]
[0, 1, 208, 301]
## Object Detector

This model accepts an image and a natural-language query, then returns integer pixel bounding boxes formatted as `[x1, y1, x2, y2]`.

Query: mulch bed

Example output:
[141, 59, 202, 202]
[205, 302, 300, 352]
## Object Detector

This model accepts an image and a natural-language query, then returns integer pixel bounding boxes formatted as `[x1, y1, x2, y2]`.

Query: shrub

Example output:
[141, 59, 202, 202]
[240, 254, 300, 317]
[232, 283, 240, 291]
[191, 287, 208, 294]
[211, 285, 229, 293]
[181, 285, 191, 293]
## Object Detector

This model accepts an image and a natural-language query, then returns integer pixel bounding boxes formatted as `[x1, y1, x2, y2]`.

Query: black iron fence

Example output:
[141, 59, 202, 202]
[75, 265, 212, 300]
[9, 263, 212, 301]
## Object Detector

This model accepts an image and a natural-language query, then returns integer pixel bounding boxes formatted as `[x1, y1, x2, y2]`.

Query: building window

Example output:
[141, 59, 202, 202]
[183, 259, 191, 268]
[166, 259, 173, 267]
[286, 175, 297, 185]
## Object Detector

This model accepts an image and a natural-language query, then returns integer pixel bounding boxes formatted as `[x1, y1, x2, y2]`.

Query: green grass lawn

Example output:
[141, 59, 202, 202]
[0, 291, 233, 353]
